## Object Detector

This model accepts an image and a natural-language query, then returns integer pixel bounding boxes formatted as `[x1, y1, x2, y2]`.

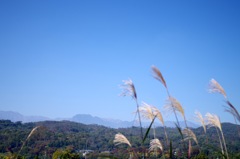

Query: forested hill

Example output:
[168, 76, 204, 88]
[0, 120, 239, 158]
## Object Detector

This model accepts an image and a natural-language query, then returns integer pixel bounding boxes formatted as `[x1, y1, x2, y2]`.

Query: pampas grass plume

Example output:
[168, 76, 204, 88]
[114, 133, 132, 147]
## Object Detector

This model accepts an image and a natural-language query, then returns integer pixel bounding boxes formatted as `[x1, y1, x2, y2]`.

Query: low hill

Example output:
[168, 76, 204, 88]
[0, 120, 240, 158]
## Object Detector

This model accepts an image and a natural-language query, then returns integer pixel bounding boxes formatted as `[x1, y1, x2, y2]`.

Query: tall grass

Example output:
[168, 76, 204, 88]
[194, 111, 206, 134]
[194, 111, 208, 144]
[182, 128, 198, 146]
[121, 79, 144, 141]
[164, 97, 186, 127]
[182, 128, 199, 158]
[113, 133, 133, 158]
[154, 107, 169, 145]
[16, 126, 40, 159]
[113, 133, 132, 147]
[152, 66, 181, 128]
[149, 138, 165, 158]
[209, 79, 240, 131]
[139, 103, 169, 146]
[114, 66, 239, 159]
[205, 113, 229, 159]
[139, 102, 157, 138]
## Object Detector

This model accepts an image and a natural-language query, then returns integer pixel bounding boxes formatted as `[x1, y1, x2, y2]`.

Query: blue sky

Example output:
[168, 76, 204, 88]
[0, 0, 240, 124]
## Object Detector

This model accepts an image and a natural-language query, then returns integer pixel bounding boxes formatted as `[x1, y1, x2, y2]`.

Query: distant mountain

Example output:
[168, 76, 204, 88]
[0, 111, 199, 128]
[0, 111, 50, 123]
[71, 114, 199, 128]
[164, 121, 199, 128]
[71, 114, 133, 128]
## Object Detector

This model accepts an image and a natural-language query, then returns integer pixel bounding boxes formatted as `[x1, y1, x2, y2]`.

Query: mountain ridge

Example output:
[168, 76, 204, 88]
[0, 110, 199, 128]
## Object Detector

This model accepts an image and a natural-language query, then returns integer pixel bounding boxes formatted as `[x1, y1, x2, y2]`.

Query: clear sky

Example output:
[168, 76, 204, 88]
[0, 0, 240, 123]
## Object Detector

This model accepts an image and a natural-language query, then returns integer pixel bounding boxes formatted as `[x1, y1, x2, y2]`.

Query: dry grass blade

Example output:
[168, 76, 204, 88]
[151, 66, 167, 88]
[149, 138, 163, 152]
[164, 96, 185, 119]
[120, 79, 137, 100]
[208, 79, 227, 98]
[114, 133, 132, 147]
[194, 111, 206, 134]
[182, 128, 198, 145]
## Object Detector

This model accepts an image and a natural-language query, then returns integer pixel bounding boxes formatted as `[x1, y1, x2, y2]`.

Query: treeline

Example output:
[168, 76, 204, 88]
[0, 120, 239, 158]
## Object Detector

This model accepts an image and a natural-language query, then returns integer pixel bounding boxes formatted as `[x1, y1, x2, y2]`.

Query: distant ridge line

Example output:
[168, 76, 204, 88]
[0, 110, 199, 128]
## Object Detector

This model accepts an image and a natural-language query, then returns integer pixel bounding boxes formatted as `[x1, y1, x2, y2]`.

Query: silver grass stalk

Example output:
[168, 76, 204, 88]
[149, 138, 163, 152]
[152, 66, 180, 128]
[225, 105, 240, 136]
[165, 96, 192, 156]
[208, 79, 227, 99]
[216, 126, 224, 156]
[182, 128, 198, 145]
[164, 97, 185, 120]
[114, 133, 132, 147]
[149, 138, 165, 159]
[164, 96, 189, 134]
[139, 102, 156, 121]
[194, 111, 206, 134]
[26, 126, 39, 141]
[205, 113, 222, 132]
[153, 107, 169, 145]
[182, 128, 199, 158]
[139, 102, 157, 138]
[205, 113, 224, 155]
[225, 101, 240, 123]
[153, 107, 164, 125]
[225, 107, 240, 123]
[182, 128, 199, 157]
[209, 78, 240, 136]
[188, 140, 192, 159]
[120, 79, 137, 99]
[120, 79, 143, 141]
[208, 78, 240, 124]
[209, 78, 240, 137]
[16, 126, 40, 159]
[139, 103, 169, 145]
[205, 113, 229, 159]
[151, 66, 167, 89]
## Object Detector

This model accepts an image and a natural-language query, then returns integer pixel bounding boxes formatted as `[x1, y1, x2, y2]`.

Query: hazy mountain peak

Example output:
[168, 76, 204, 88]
[0, 111, 199, 128]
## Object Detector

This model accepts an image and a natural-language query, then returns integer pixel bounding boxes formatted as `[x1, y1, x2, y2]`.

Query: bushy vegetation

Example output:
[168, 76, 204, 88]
[0, 120, 240, 158]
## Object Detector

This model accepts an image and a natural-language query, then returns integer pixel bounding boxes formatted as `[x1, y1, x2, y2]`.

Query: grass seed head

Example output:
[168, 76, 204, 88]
[225, 101, 240, 123]
[113, 133, 132, 147]
[27, 126, 40, 141]
[209, 79, 227, 98]
[149, 138, 163, 152]
[182, 128, 198, 145]
[165, 96, 185, 119]
[152, 66, 167, 88]
[205, 112, 222, 131]
[139, 102, 156, 121]
[194, 111, 206, 133]
[120, 79, 137, 100]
